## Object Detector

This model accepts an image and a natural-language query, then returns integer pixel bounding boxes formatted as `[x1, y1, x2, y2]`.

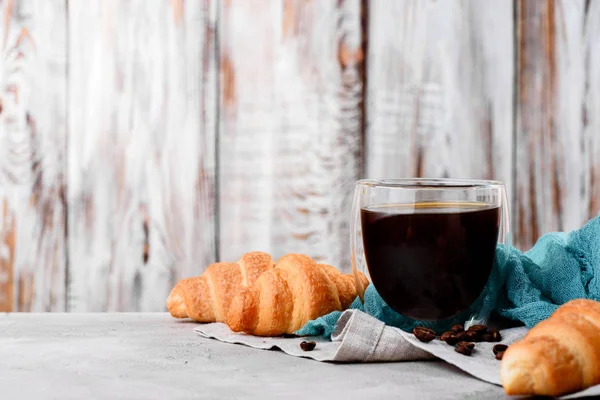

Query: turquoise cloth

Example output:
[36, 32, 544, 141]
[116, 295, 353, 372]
[296, 215, 600, 339]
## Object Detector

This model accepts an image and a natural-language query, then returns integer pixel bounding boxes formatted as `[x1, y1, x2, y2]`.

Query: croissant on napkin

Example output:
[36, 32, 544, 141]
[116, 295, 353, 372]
[167, 252, 367, 336]
[227, 253, 369, 336]
[501, 299, 600, 396]
[167, 251, 275, 322]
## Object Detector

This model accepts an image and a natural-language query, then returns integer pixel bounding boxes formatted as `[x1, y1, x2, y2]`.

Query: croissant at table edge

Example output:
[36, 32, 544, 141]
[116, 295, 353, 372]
[166, 251, 274, 323]
[226, 253, 369, 336]
[500, 299, 600, 396]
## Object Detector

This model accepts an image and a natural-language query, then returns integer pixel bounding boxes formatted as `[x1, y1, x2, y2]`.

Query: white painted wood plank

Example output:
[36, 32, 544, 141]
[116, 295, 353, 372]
[0, 0, 67, 311]
[366, 0, 514, 196]
[219, 0, 364, 272]
[218, 0, 278, 264]
[584, 0, 600, 218]
[68, 0, 217, 311]
[514, 0, 600, 249]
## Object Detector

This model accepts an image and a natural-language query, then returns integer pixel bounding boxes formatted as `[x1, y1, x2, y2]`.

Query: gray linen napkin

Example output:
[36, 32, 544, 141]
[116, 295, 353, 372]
[195, 310, 600, 399]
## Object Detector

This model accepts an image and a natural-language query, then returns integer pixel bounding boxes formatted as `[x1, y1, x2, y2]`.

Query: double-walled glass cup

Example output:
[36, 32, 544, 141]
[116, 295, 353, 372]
[351, 178, 510, 330]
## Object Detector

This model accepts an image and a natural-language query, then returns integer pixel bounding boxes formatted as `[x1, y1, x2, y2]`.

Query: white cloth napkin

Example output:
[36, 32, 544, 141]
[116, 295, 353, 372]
[195, 309, 600, 399]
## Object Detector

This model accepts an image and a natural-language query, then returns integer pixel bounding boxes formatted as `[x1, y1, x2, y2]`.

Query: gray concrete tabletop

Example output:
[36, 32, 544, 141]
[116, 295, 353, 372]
[0, 313, 507, 400]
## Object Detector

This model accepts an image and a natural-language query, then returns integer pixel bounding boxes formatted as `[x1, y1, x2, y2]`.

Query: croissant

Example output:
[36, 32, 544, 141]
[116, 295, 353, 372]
[501, 299, 600, 396]
[166, 251, 274, 322]
[226, 253, 369, 336]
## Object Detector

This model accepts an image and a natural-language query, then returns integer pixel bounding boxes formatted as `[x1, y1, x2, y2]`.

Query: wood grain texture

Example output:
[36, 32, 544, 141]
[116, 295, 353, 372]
[515, 0, 600, 249]
[67, 0, 217, 311]
[366, 0, 514, 192]
[0, 199, 15, 311]
[4, 0, 600, 310]
[0, 0, 67, 311]
[218, 0, 365, 272]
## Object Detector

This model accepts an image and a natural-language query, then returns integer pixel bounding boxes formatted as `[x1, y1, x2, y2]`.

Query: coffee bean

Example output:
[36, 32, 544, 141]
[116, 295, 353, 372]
[481, 333, 494, 342]
[446, 336, 461, 345]
[451, 324, 464, 333]
[489, 330, 502, 342]
[495, 351, 505, 360]
[455, 341, 475, 356]
[300, 341, 316, 351]
[440, 331, 460, 345]
[413, 326, 436, 343]
[493, 344, 508, 355]
[465, 330, 480, 342]
[467, 324, 488, 333]
[456, 331, 468, 340]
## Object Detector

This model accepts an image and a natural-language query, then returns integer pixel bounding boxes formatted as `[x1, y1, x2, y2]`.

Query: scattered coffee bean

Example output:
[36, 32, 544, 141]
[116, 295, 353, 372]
[440, 331, 453, 341]
[493, 344, 508, 355]
[495, 351, 505, 360]
[467, 324, 488, 333]
[455, 341, 475, 356]
[413, 326, 436, 343]
[446, 336, 461, 345]
[481, 333, 494, 342]
[465, 330, 480, 342]
[440, 331, 461, 345]
[464, 342, 476, 350]
[451, 324, 464, 333]
[489, 329, 502, 342]
[456, 331, 468, 340]
[300, 341, 316, 351]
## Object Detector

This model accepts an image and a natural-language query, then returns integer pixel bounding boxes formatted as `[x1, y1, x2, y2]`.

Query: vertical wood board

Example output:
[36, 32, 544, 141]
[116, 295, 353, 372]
[0, 0, 67, 311]
[365, 0, 514, 208]
[218, 0, 278, 263]
[67, 0, 217, 311]
[515, 0, 600, 249]
[219, 0, 365, 272]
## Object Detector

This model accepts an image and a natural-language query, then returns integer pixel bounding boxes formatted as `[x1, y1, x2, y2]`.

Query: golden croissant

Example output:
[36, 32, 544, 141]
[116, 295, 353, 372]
[501, 299, 600, 396]
[166, 251, 274, 322]
[226, 253, 369, 336]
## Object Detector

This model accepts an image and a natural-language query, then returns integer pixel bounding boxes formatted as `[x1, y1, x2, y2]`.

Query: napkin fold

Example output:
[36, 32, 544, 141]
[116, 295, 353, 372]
[299, 214, 600, 337]
[196, 310, 520, 380]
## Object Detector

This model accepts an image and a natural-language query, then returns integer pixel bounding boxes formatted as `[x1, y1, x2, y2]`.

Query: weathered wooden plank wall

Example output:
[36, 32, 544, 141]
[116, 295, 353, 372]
[366, 0, 514, 204]
[67, 0, 217, 311]
[0, 0, 67, 312]
[218, 0, 365, 271]
[1, 0, 599, 311]
[515, 0, 600, 249]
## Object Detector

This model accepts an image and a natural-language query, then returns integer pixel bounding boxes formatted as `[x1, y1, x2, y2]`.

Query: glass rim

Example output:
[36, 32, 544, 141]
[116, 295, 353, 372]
[356, 178, 505, 189]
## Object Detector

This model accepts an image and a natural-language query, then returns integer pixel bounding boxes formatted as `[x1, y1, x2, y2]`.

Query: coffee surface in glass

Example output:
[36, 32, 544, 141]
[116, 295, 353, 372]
[361, 201, 500, 321]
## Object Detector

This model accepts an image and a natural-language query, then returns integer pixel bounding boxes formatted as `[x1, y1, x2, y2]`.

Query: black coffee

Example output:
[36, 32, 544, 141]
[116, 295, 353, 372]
[361, 202, 500, 321]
